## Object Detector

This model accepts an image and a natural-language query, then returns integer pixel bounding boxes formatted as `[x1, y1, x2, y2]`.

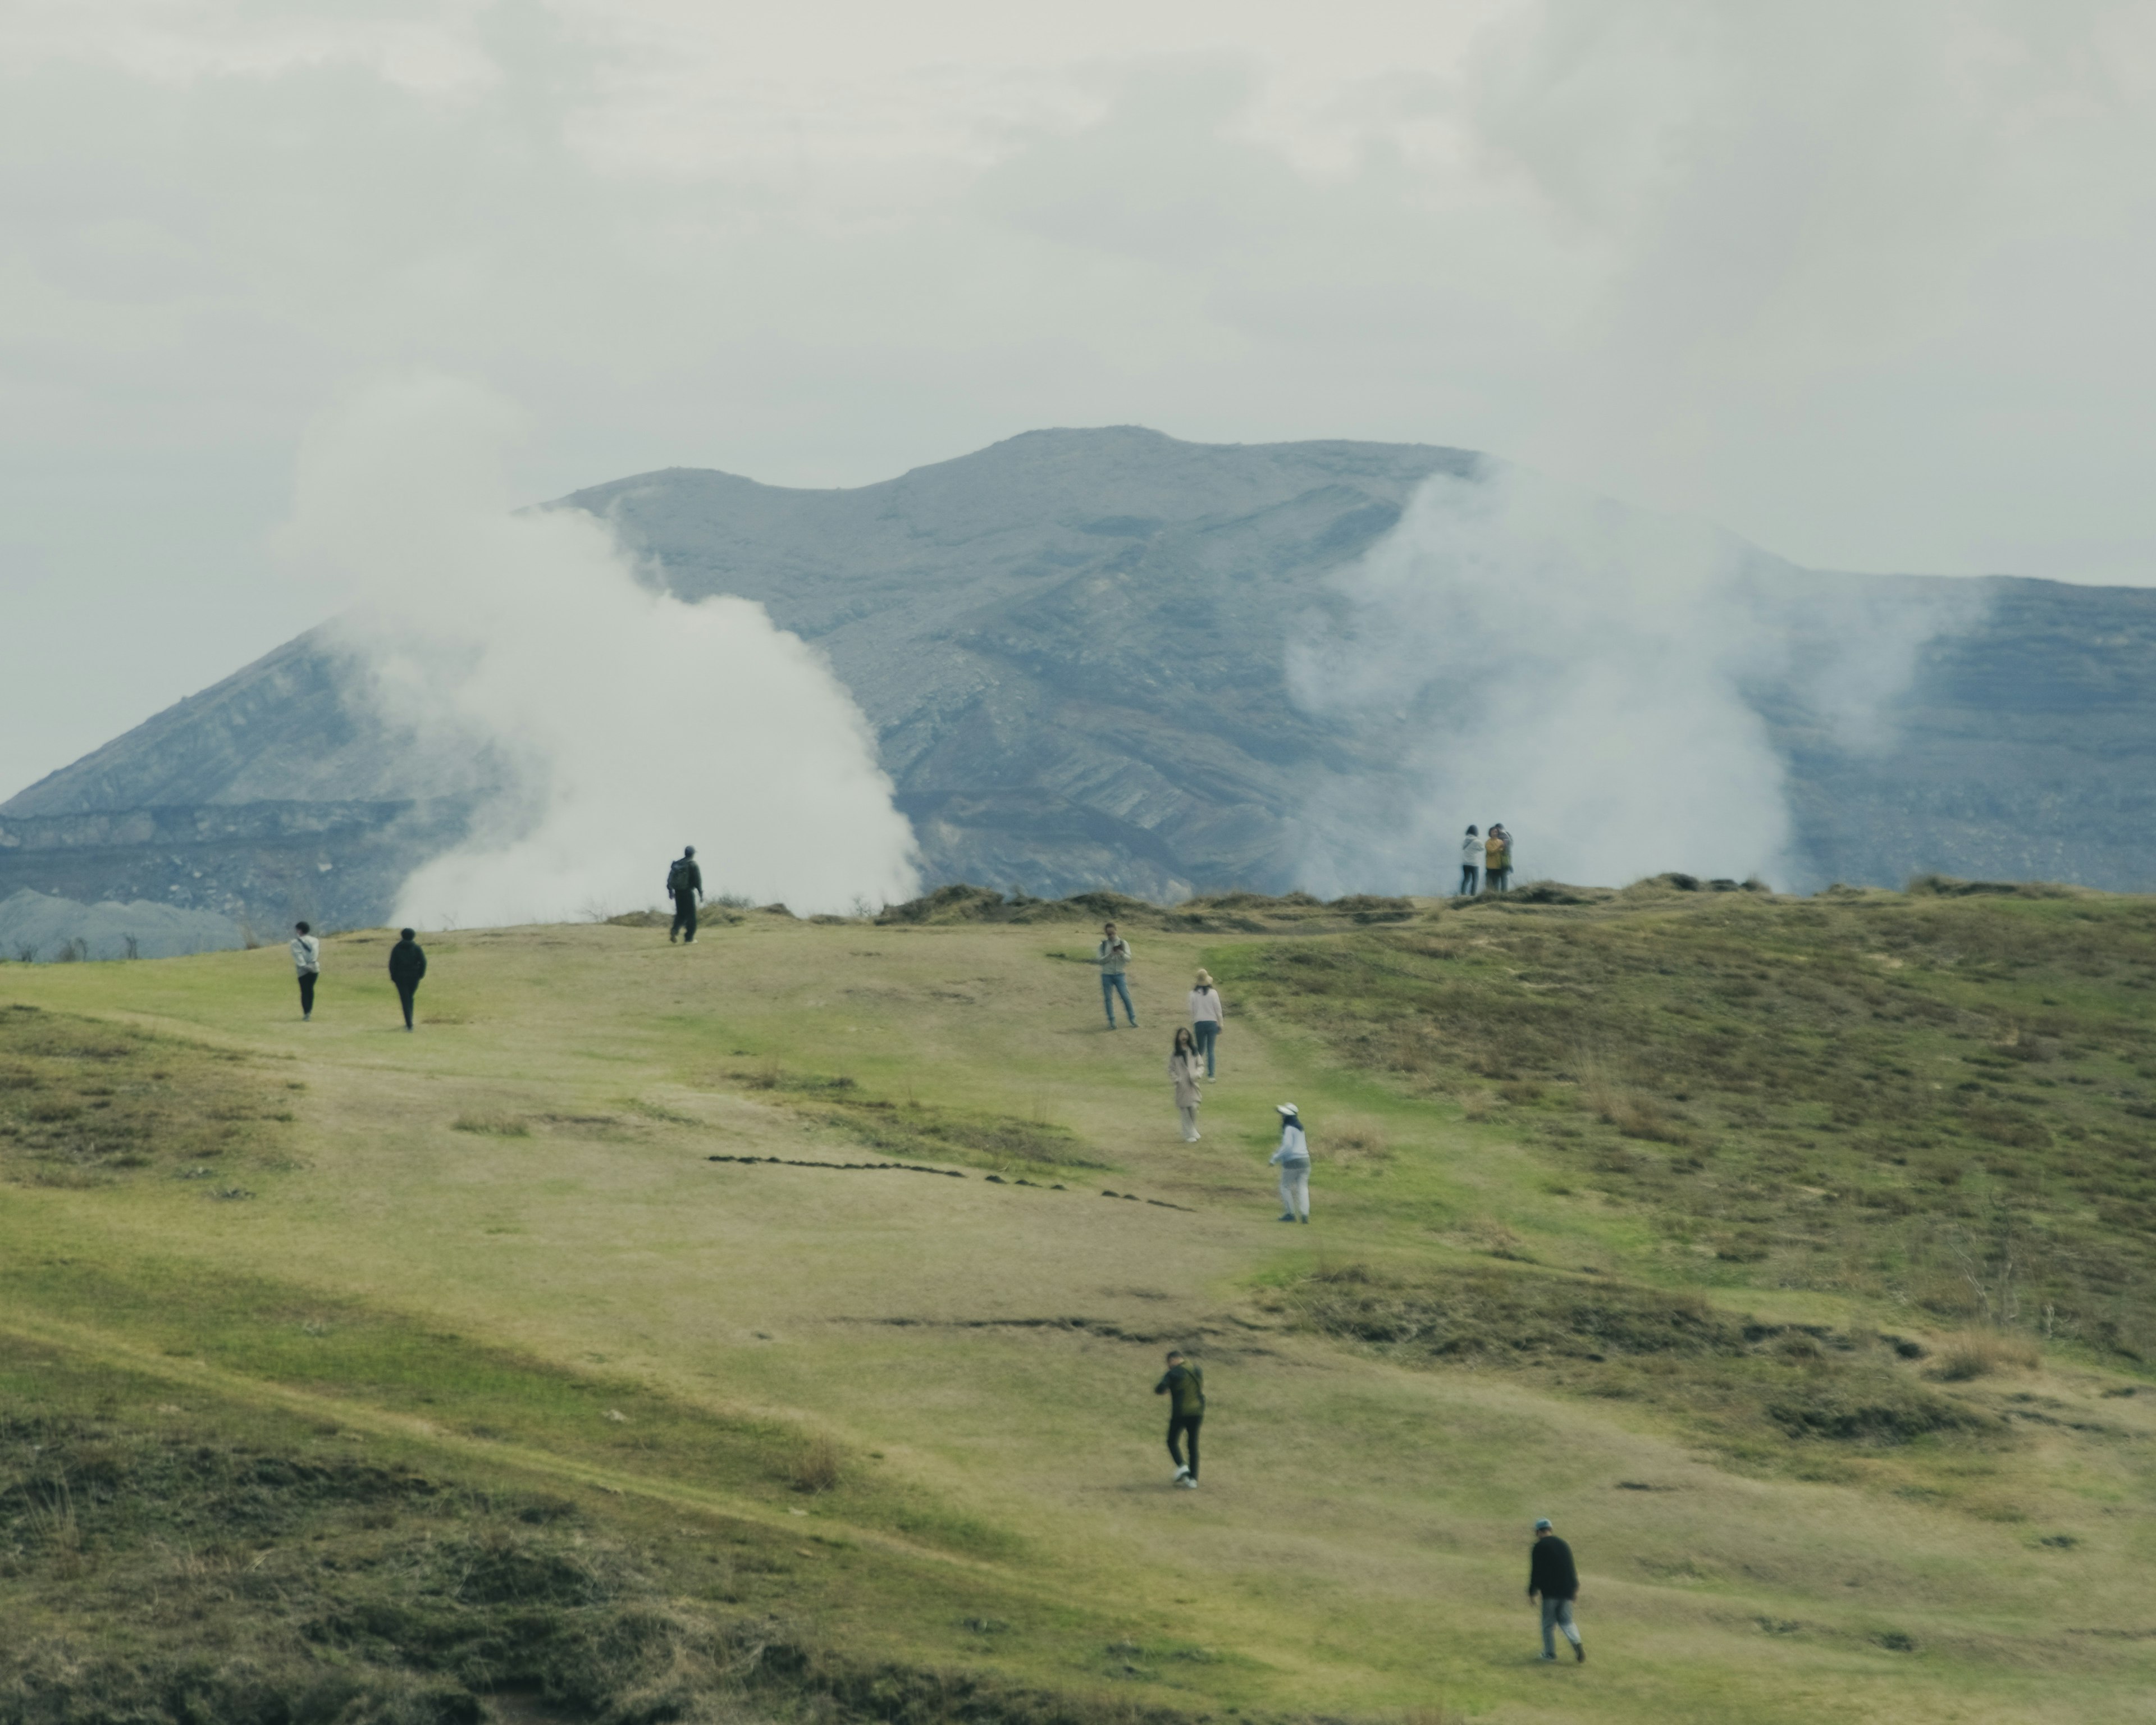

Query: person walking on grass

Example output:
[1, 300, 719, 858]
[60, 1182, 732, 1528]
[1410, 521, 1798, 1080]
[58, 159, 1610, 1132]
[290, 921, 321, 1021]
[1459, 825, 1484, 896]
[1168, 1027, 1205, 1142]
[666, 845, 704, 944]
[1187, 969, 1225, 1076]
[1485, 824, 1513, 893]
[1270, 1103, 1310, 1222]
[1528, 1518, 1584, 1663]
[1097, 921, 1137, 1029]
[1154, 1349, 1204, 1487]
[388, 927, 427, 1032]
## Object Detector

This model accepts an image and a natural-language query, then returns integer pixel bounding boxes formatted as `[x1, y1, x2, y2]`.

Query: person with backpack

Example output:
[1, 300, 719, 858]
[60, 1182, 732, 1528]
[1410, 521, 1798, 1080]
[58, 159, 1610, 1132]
[1484, 824, 1512, 893]
[387, 927, 427, 1031]
[1269, 1103, 1310, 1222]
[666, 846, 704, 943]
[1153, 1349, 1205, 1487]
[1168, 1027, 1205, 1142]
[1187, 969, 1225, 1076]
[1097, 921, 1137, 1029]
[1528, 1518, 1585, 1662]
[290, 921, 321, 1021]
[1459, 825, 1484, 896]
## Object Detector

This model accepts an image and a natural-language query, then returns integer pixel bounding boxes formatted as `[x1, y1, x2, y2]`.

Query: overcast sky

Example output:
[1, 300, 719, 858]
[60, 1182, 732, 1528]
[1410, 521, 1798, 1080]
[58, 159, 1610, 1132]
[4, 0, 2154, 801]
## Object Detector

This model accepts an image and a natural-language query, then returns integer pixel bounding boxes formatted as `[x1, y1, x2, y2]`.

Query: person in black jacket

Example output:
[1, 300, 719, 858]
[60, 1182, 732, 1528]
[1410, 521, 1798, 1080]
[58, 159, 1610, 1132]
[388, 928, 427, 1031]
[1527, 1518, 1584, 1662]
[667, 846, 704, 944]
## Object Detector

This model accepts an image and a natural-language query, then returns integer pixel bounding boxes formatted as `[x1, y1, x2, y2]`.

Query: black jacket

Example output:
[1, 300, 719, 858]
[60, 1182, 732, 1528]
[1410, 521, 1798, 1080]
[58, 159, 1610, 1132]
[388, 938, 427, 987]
[669, 857, 704, 897]
[1528, 1535, 1578, 1600]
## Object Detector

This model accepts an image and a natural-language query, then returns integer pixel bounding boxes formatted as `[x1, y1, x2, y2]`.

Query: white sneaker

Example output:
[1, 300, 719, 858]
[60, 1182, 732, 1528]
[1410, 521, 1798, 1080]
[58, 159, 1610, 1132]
[1173, 1465, 1189, 1482]
[1176, 1477, 1198, 1489]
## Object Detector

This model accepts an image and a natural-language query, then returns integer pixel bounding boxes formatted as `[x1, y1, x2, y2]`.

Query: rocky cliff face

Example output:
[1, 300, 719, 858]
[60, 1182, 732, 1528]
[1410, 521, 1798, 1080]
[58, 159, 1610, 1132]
[4, 426, 2153, 928]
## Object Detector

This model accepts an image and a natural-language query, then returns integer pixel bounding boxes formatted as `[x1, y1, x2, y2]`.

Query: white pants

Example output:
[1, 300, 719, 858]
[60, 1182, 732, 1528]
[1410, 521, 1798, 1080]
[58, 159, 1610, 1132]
[1179, 1105, 1200, 1142]
[1278, 1162, 1309, 1219]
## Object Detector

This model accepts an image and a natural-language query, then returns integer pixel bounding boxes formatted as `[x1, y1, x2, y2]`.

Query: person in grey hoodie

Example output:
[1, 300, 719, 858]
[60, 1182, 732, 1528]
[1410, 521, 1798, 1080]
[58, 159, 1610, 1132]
[290, 921, 321, 1021]
[1269, 1103, 1310, 1222]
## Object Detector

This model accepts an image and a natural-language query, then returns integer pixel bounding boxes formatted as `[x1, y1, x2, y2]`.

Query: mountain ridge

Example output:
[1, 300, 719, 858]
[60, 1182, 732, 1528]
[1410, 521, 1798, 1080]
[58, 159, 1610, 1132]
[4, 427, 2154, 928]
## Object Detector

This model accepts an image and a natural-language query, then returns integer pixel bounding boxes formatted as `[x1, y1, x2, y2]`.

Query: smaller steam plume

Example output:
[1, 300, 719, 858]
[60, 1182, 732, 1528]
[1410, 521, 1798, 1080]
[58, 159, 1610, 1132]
[1286, 466, 1972, 892]
[285, 376, 919, 928]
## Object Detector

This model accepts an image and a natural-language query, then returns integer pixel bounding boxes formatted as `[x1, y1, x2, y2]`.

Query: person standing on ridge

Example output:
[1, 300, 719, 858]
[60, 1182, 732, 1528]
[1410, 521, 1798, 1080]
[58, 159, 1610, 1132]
[1484, 824, 1512, 893]
[1187, 969, 1225, 1077]
[388, 927, 427, 1032]
[1153, 1349, 1204, 1487]
[1459, 825, 1484, 896]
[1097, 921, 1137, 1029]
[1270, 1103, 1311, 1222]
[290, 921, 321, 1021]
[1168, 1027, 1205, 1142]
[667, 846, 704, 944]
[1527, 1518, 1585, 1663]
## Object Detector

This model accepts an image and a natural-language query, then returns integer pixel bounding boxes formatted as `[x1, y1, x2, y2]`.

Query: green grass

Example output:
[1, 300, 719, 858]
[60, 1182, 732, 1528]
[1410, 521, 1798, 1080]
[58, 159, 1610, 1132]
[4, 889, 2156, 1723]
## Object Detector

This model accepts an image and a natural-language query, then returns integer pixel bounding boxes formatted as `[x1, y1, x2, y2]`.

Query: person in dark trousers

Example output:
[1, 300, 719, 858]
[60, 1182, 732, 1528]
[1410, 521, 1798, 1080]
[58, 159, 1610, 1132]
[290, 921, 321, 1021]
[1154, 1350, 1204, 1487]
[666, 846, 704, 943]
[388, 927, 427, 1030]
[1097, 921, 1136, 1029]
[1459, 825, 1483, 896]
[1486, 824, 1513, 893]
[1527, 1518, 1584, 1662]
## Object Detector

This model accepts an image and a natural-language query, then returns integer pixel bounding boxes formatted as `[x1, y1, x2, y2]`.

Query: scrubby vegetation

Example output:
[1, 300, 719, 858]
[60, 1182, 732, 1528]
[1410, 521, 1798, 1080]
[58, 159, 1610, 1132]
[0, 1003, 293, 1186]
[1223, 884, 2156, 1362]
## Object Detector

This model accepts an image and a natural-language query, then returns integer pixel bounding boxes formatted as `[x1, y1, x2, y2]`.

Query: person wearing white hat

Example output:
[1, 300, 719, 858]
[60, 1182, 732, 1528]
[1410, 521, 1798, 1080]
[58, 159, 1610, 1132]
[1187, 969, 1225, 1078]
[1269, 1104, 1310, 1222]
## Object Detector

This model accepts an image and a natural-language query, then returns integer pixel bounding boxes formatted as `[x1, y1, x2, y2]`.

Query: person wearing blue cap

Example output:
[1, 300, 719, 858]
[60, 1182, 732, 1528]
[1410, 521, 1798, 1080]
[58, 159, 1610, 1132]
[1528, 1518, 1584, 1662]
[1269, 1104, 1310, 1222]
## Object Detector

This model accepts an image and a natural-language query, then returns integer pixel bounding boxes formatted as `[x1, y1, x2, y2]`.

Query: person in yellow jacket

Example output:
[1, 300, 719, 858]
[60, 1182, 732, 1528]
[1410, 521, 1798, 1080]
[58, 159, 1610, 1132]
[1484, 824, 1513, 893]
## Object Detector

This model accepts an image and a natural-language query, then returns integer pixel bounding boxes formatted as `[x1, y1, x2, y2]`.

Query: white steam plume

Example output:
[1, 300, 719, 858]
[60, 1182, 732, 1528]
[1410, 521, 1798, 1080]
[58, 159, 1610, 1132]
[284, 376, 920, 927]
[1286, 466, 1965, 892]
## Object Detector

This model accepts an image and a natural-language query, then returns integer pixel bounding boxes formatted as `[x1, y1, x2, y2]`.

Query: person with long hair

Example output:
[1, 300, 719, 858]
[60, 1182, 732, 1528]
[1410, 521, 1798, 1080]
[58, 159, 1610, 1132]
[1168, 1026, 1205, 1142]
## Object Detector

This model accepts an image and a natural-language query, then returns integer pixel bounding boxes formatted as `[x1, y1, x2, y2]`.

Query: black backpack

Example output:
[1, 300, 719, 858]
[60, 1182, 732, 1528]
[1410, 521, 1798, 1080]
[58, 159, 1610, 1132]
[666, 858, 695, 895]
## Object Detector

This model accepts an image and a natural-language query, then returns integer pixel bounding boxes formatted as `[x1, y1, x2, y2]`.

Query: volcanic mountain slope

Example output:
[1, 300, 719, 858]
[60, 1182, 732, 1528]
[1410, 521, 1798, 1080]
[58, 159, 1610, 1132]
[4, 426, 2155, 929]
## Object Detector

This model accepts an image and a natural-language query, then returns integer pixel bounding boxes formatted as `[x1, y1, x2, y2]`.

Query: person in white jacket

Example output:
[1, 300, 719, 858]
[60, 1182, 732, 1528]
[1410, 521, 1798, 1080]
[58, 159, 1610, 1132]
[1459, 825, 1484, 896]
[290, 921, 322, 1021]
[1269, 1103, 1311, 1222]
[1187, 969, 1225, 1078]
[1168, 1028, 1205, 1142]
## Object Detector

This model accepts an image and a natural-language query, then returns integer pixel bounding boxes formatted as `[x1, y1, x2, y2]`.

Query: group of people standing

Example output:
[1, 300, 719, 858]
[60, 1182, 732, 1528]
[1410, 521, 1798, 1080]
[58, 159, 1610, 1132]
[1458, 823, 1514, 896]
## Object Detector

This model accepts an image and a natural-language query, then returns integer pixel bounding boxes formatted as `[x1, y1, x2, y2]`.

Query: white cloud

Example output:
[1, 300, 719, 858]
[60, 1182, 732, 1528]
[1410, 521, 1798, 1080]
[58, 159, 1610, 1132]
[3, 0, 2153, 803]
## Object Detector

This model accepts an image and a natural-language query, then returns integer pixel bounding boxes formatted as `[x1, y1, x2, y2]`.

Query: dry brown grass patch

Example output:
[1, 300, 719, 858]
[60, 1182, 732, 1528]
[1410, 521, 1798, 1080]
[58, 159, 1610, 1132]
[790, 1430, 842, 1493]
[1931, 1331, 2040, 1382]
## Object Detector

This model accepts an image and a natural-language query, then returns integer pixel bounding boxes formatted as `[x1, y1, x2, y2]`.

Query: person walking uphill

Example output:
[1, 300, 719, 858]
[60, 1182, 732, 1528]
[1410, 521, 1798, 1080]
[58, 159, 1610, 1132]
[1168, 1029, 1205, 1142]
[666, 846, 704, 944]
[1154, 1350, 1204, 1487]
[290, 922, 321, 1021]
[1187, 969, 1225, 1076]
[1459, 825, 1484, 896]
[388, 928, 427, 1031]
[1270, 1103, 1311, 1222]
[1527, 1518, 1584, 1662]
[1097, 921, 1137, 1029]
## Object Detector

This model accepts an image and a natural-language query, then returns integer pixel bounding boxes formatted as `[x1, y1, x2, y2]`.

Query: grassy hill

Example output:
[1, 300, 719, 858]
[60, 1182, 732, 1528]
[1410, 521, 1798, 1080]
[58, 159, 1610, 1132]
[3, 882, 2153, 1724]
